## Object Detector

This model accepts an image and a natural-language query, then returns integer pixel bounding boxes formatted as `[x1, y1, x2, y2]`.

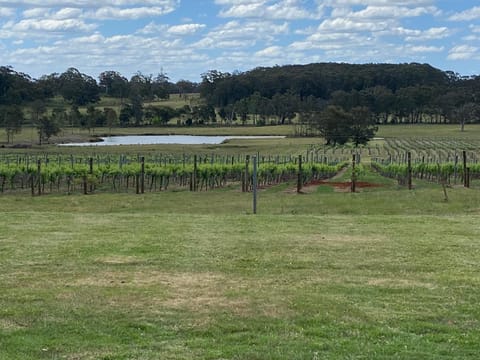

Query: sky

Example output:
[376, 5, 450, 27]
[0, 0, 479, 82]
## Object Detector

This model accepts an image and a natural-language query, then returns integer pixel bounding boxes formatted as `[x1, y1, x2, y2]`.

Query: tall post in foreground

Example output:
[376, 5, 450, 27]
[140, 156, 145, 194]
[192, 155, 197, 192]
[407, 152, 412, 190]
[89, 157, 94, 193]
[243, 155, 250, 192]
[252, 156, 257, 214]
[37, 159, 41, 196]
[351, 154, 356, 193]
[297, 154, 303, 194]
[463, 151, 467, 188]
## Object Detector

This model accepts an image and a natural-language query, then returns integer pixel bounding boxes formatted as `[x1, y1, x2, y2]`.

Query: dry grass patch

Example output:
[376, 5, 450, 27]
[73, 270, 294, 319]
[367, 278, 437, 290]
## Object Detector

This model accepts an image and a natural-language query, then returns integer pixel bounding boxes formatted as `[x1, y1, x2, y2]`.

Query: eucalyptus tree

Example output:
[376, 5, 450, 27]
[58, 68, 100, 106]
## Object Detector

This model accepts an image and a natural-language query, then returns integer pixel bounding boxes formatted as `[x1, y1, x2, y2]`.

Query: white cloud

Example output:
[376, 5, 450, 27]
[323, 0, 434, 6]
[406, 45, 444, 53]
[0, 0, 179, 7]
[53, 7, 83, 19]
[447, 45, 478, 60]
[10, 18, 96, 32]
[0, 7, 15, 17]
[389, 26, 451, 42]
[218, 0, 322, 20]
[255, 45, 283, 57]
[167, 23, 206, 36]
[195, 20, 288, 49]
[88, 6, 174, 20]
[318, 17, 392, 33]
[345, 5, 438, 19]
[449, 6, 480, 21]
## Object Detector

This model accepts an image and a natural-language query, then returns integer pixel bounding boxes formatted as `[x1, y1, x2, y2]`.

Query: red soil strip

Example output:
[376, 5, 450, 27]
[306, 180, 383, 189]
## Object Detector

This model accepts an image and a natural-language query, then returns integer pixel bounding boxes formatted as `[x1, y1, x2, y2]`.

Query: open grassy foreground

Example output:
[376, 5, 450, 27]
[1, 177, 480, 359]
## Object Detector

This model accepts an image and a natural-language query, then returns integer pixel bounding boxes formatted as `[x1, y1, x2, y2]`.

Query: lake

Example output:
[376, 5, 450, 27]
[58, 135, 286, 146]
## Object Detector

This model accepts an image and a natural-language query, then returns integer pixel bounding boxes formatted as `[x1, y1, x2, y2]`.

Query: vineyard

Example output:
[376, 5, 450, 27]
[0, 153, 346, 195]
[2, 136, 480, 195]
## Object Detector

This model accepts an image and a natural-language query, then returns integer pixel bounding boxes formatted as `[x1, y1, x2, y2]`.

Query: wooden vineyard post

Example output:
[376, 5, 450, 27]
[243, 155, 250, 192]
[89, 157, 94, 193]
[252, 156, 257, 214]
[454, 154, 458, 184]
[407, 151, 412, 190]
[351, 154, 356, 193]
[140, 156, 145, 194]
[297, 154, 302, 194]
[37, 159, 41, 196]
[190, 155, 198, 192]
[463, 151, 468, 188]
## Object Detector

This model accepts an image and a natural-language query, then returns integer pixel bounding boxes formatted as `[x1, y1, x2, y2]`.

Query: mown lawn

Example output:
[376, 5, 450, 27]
[1, 176, 480, 359]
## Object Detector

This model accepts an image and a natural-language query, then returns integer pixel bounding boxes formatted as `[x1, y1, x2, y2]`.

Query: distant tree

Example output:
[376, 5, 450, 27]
[36, 115, 61, 145]
[104, 107, 118, 134]
[176, 79, 198, 97]
[30, 100, 47, 125]
[85, 105, 99, 133]
[99, 71, 129, 100]
[190, 105, 216, 124]
[130, 72, 153, 100]
[130, 94, 144, 126]
[119, 104, 134, 126]
[305, 105, 377, 145]
[1, 105, 24, 143]
[67, 105, 82, 128]
[313, 105, 351, 145]
[349, 106, 378, 146]
[145, 105, 177, 125]
[59, 68, 100, 106]
[455, 102, 479, 132]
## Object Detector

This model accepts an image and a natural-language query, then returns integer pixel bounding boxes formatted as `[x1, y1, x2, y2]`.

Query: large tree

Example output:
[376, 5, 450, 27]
[59, 68, 100, 106]
[305, 105, 377, 146]
[98, 71, 129, 100]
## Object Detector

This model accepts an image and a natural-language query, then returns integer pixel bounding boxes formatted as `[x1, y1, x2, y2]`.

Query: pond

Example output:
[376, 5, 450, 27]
[58, 135, 286, 146]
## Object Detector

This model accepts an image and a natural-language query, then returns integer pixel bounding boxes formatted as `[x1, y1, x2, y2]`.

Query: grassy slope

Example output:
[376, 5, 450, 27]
[1, 172, 480, 359]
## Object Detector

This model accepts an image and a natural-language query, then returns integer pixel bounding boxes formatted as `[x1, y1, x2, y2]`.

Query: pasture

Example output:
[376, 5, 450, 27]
[1, 124, 480, 359]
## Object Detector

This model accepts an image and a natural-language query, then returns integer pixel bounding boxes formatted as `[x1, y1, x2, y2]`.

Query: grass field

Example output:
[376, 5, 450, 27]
[2, 167, 480, 359]
[2, 124, 480, 359]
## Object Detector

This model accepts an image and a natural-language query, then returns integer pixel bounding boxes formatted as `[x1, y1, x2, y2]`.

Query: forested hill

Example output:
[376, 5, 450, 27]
[200, 62, 453, 106]
[199, 62, 479, 126]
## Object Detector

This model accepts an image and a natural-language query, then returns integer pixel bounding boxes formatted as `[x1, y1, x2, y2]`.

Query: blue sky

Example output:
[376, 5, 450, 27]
[1, 0, 479, 82]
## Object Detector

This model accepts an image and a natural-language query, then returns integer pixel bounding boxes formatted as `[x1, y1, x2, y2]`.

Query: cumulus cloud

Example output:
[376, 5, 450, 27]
[0, 7, 15, 17]
[167, 23, 206, 36]
[0, 0, 179, 7]
[255, 45, 283, 57]
[10, 18, 96, 32]
[218, 0, 323, 20]
[449, 6, 480, 21]
[87, 6, 174, 20]
[195, 20, 288, 49]
[447, 45, 478, 60]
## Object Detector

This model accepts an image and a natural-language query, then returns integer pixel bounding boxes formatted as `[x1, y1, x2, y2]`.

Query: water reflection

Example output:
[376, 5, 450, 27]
[58, 135, 285, 146]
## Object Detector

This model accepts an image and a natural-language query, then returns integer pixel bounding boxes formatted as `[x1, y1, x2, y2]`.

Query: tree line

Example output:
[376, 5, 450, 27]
[1, 62, 480, 145]
[0, 66, 201, 143]
[198, 62, 480, 144]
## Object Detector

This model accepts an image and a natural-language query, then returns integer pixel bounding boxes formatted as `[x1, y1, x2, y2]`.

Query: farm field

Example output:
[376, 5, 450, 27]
[1, 124, 480, 359]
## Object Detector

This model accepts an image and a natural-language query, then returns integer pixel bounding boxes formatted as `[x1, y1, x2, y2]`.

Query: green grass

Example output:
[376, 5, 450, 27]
[2, 174, 480, 358]
[2, 124, 480, 358]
